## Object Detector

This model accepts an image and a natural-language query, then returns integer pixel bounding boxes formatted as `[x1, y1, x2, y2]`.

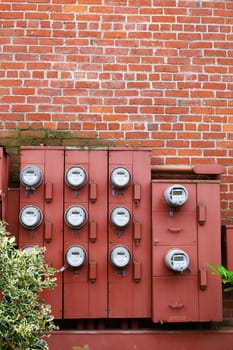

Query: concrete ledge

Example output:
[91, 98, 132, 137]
[47, 327, 233, 350]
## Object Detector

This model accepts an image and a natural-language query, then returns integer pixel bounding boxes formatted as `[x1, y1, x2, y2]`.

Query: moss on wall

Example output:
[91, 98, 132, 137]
[2, 129, 131, 187]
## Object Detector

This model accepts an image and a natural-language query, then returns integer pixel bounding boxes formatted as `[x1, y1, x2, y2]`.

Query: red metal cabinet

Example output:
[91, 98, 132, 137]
[0, 147, 9, 222]
[152, 179, 222, 323]
[63, 149, 108, 319]
[197, 182, 222, 321]
[153, 277, 199, 322]
[19, 148, 46, 247]
[6, 189, 20, 243]
[18, 146, 64, 319]
[108, 149, 151, 318]
[0, 147, 19, 244]
[223, 225, 233, 271]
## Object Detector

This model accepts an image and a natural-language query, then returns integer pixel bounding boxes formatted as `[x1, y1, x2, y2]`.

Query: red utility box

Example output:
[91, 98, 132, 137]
[63, 149, 108, 319]
[152, 179, 222, 323]
[108, 149, 151, 318]
[0, 147, 9, 222]
[223, 225, 233, 271]
[18, 146, 64, 319]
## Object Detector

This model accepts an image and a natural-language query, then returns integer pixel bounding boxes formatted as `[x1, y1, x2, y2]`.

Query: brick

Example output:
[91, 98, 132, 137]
[27, 114, 51, 121]
[57, 122, 69, 130]
[5, 122, 17, 129]
[1, 96, 25, 103]
[18, 122, 30, 130]
[19, 130, 46, 138]
[53, 97, 77, 104]
[31, 122, 43, 129]
[90, 106, 113, 113]
[1, 110, 25, 119]
[99, 131, 123, 139]
[64, 5, 88, 12]
[178, 149, 202, 157]
[64, 106, 87, 113]
[121, 123, 133, 131]
[0, 79, 22, 87]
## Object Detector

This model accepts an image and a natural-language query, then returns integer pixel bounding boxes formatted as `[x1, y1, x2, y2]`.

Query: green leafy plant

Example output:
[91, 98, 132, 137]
[0, 221, 57, 350]
[207, 263, 233, 292]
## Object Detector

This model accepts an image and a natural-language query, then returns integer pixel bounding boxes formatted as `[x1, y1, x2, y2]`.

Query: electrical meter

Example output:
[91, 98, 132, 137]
[65, 166, 87, 190]
[165, 248, 190, 272]
[110, 206, 131, 228]
[20, 166, 43, 189]
[110, 167, 131, 189]
[66, 246, 86, 268]
[65, 205, 87, 229]
[164, 184, 188, 207]
[19, 206, 43, 229]
[110, 246, 131, 268]
[22, 246, 35, 253]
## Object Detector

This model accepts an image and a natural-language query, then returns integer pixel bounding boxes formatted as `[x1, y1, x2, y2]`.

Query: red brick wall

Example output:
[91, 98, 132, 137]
[0, 0, 233, 223]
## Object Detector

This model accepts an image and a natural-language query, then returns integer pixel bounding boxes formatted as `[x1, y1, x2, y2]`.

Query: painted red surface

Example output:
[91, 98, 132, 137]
[46, 329, 233, 350]
[108, 149, 151, 318]
[18, 147, 64, 318]
[63, 149, 108, 319]
[152, 180, 222, 322]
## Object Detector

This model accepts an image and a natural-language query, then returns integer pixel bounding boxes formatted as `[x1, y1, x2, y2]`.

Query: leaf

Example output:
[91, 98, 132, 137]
[0, 221, 58, 349]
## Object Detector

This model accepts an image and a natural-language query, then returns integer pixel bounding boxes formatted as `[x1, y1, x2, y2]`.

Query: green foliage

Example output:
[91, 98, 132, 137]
[207, 263, 233, 292]
[0, 221, 57, 350]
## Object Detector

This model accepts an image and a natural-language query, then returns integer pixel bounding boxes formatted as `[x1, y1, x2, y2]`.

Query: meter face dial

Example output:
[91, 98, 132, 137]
[20, 166, 43, 188]
[19, 206, 43, 229]
[110, 206, 131, 228]
[165, 248, 190, 272]
[66, 246, 86, 268]
[110, 167, 131, 189]
[110, 246, 131, 268]
[164, 184, 188, 207]
[65, 166, 87, 189]
[65, 206, 87, 229]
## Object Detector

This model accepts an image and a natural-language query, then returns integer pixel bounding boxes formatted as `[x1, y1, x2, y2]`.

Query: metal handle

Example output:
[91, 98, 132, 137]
[44, 221, 52, 242]
[89, 182, 97, 202]
[169, 303, 184, 309]
[45, 182, 53, 202]
[89, 261, 97, 283]
[133, 183, 141, 205]
[168, 227, 183, 233]
[198, 203, 206, 225]
[199, 267, 208, 290]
